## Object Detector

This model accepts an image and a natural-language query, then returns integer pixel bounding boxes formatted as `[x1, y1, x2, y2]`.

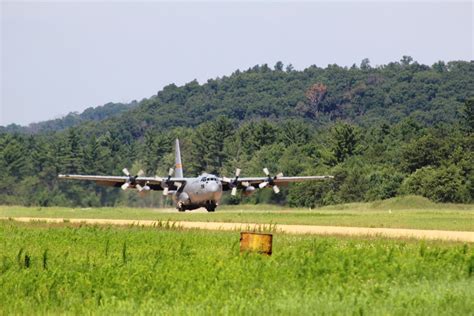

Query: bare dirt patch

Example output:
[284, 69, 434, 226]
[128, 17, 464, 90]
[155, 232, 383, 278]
[3, 216, 473, 242]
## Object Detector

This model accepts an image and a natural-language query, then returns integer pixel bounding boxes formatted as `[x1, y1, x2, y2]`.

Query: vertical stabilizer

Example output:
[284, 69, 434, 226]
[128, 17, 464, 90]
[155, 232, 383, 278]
[175, 139, 184, 178]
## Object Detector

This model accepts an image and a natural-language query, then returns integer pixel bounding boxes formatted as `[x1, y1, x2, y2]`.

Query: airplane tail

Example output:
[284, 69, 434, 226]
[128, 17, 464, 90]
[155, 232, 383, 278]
[175, 139, 183, 178]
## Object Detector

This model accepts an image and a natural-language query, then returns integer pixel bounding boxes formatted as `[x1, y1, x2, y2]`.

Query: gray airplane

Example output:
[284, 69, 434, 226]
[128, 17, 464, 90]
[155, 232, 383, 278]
[59, 139, 333, 212]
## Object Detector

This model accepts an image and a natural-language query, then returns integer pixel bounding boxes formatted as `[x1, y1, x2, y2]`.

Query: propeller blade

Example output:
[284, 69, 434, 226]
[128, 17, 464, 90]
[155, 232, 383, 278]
[121, 182, 130, 190]
[168, 168, 174, 176]
[241, 181, 250, 187]
[136, 184, 143, 192]
[231, 187, 237, 196]
[259, 181, 268, 189]
[122, 168, 130, 176]
[235, 168, 241, 177]
[137, 169, 145, 177]
[273, 185, 280, 194]
[174, 182, 182, 189]
[276, 172, 284, 178]
[263, 168, 270, 176]
[163, 187, 169, 196]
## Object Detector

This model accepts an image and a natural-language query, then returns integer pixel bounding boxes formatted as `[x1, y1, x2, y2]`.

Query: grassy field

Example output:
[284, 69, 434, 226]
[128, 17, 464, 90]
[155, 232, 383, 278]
[1, 196, 473, 231]
[0, 221, 474, 315]
[1, 220, 473, 315]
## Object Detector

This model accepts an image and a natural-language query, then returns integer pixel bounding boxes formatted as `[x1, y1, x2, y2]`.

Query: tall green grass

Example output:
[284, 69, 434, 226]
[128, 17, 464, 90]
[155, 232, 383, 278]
[1, 221, 473, 314]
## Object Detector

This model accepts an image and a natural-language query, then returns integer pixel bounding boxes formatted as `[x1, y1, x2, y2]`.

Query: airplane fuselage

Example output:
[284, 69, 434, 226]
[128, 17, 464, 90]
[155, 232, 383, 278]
[172, 174, 223, 212]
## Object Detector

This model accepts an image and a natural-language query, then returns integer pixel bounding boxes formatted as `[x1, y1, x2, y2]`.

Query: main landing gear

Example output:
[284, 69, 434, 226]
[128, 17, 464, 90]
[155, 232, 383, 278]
[177, 201, 186, 212]
[176, 201, 217, 212]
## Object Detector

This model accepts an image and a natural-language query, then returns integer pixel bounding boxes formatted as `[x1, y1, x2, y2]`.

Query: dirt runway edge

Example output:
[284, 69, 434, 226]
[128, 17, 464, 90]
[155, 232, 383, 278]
[2, 217, 473, 242]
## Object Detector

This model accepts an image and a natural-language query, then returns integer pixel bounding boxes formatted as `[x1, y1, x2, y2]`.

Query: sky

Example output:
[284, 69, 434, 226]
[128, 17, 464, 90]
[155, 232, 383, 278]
[1, 1, 473, 126]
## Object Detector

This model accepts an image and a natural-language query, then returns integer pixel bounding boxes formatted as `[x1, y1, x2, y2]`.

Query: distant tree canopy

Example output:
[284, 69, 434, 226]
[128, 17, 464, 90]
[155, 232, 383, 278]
[1, 102, 137, 134]
[1, 58, 473, 207]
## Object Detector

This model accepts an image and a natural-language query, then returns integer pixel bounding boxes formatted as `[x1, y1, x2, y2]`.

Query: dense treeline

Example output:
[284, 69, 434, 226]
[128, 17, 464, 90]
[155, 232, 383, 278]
[1, 102, 137, 134]
[1, 58, 473, 207]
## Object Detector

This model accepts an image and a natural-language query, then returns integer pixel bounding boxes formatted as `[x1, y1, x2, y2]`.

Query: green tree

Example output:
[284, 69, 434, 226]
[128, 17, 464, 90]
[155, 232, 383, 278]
[234, 120, 279, 158]
[64, 128, 82, 174]
[401, 166, 468, 203]
[274, 61, 284, 71]
[0, 135, 31, 178]
[142, 132, 171, 175]
[336, 164, 369, 203]
[360, 58, 371, 70]
[462, 98, 474, 135]
[365, 168, 404, 201]
[331, 123, 358, 164]
[190, 116, 234, 174]
[400, 134, 448, 172]
[279, 119, 311, 146]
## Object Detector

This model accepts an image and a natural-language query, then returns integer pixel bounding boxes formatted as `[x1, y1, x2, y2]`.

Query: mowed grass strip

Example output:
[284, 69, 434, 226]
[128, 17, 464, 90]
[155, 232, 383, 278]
[1, 196, 473, 231]
[0, 221, 473, 315]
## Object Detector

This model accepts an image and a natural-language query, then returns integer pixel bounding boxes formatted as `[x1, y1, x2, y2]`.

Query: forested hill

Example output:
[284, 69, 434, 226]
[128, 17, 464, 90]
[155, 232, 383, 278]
[1, 101, 137, 134]
[1, 57, 473, 208]
[3, 58, 473, 136]
[64, 58, 473, 139]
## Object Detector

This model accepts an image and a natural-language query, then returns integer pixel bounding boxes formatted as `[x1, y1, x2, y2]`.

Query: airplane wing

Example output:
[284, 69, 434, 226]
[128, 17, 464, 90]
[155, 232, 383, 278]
[58, 174, 186, 191]
[239, 175, 333, 185]
[220, 175, 334, 192]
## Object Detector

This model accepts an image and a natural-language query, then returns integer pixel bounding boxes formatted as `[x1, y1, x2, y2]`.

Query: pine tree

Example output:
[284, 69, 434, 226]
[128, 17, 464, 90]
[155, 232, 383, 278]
[64, 128, 82, 174]
[331, 123, 358, 163]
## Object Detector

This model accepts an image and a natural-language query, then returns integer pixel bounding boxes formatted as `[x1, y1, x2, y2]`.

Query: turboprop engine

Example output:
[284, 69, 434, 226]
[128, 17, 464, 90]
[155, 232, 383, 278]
[223, 167, 282, 197]
[174, 192, 190, 205]
[121, 168, 150, 193]
[242, 185, 256, 196]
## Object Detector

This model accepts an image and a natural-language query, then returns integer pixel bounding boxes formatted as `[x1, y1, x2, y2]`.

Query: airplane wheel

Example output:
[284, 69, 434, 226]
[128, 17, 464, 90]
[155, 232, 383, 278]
[206, 205, 216, 212]
[178, 208, 185, 212]
[177, 202, 185, 212]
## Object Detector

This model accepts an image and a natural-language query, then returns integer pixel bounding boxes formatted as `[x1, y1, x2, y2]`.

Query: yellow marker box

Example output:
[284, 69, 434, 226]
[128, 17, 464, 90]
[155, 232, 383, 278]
[240, 232, 273, 255]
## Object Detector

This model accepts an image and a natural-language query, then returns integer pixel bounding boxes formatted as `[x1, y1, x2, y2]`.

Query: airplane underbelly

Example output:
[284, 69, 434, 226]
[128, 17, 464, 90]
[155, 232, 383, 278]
[190, 191, 222, 203]
[188, 189, 222, 204]
[180, 181, 222, 206]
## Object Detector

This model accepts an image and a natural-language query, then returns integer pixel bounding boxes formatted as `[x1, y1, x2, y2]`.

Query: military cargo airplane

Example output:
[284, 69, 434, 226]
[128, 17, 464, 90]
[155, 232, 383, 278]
[59, 139, 333, 212]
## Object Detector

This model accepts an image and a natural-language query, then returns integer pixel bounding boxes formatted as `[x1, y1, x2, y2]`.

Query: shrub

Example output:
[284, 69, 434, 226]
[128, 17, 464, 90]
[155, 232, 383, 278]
[401, 165, 469, 203]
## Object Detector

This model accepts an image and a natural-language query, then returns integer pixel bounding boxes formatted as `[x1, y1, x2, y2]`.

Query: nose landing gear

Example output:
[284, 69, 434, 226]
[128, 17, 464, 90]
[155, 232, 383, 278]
[205, 204, 216, 212]
[205, 201, 217, 212]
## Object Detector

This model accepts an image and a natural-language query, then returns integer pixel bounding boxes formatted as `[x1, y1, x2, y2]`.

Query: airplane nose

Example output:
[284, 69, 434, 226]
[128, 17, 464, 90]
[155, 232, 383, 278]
[207, 182, 219, 193]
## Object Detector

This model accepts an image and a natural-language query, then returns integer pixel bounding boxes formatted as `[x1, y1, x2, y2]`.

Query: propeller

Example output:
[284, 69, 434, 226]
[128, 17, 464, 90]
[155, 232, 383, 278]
[121, 168, 145, 191]
[162, 168, 175, 196]
[222, 168, 243, 196]
[136, 182, 151, 192]
[258, 168, 283, 194]
[121, 169, 130, 190]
